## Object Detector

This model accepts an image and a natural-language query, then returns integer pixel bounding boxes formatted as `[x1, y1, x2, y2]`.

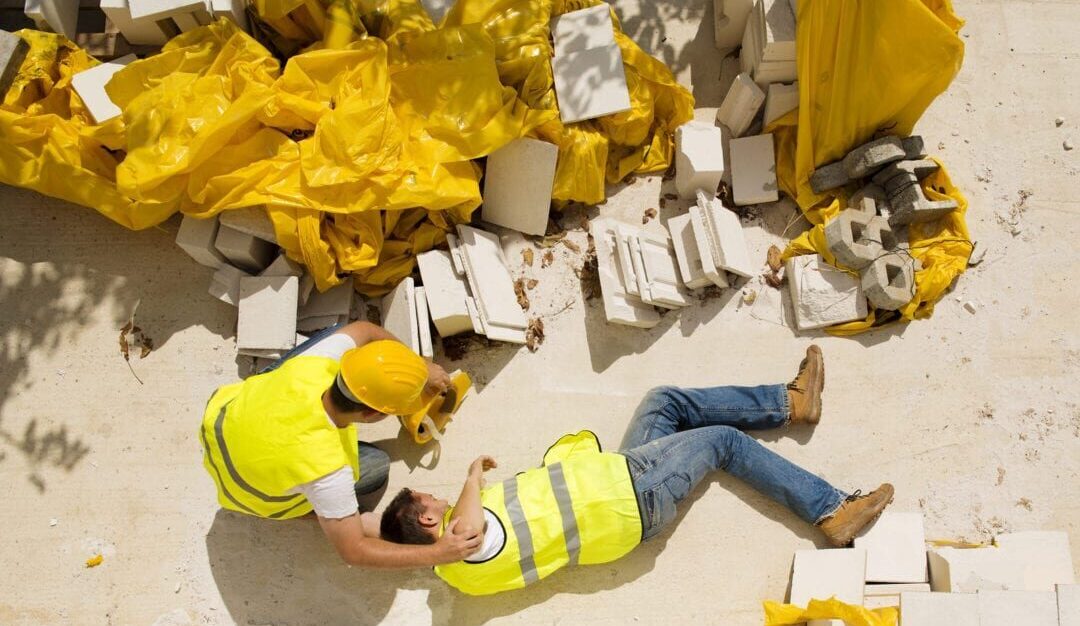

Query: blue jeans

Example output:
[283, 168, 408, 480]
[258, 323, 391, 497]
[619, 385, 847, 540]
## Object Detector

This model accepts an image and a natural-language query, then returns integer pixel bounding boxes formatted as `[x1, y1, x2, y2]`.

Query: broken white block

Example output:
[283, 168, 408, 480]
[729, 134, 778, 205]
[763, 81, 798, 126]
[675, 120, 726, 199]
[613, 224, 642, 296]
[24, 0, 78, 39]
[71, 54, 137, 125]
[219, 207, 277, 244]
[666, 213, 712, 289]
[994, 531, 1076, 591]
[481, 138, 558, 236]
[632, 231, 691, 309]
[300, 278, 354, 325]
[415, 286, 434, 358]
[713, 0, 754, 50]
[927, 546, 1016, 593]
[699, 195, 755, 278]
[789, 548, 866, 626]
[716, 72, 765, 138]
[899, 592, 979, 626]
[753, 0, 796, 62]
[463, 296, 485, 334]
[863, 583, 930, 610]
[552, 43, 632, 124]
[259, 253, 303, 278]
[550, 4, 615, 57]
[688, 205, 730, 289]
[176, 214, 227, 269]
[456, 225, 527, 330]
[381, 277, 420, 353]
[1059, 584, 1080, 626]
[978, 590, 1059, 626]
[416, 250, 473, 337]
[214, 224, 277, 273]
[237, 276, 299, 352]
[854, 511, 928, 583]
[207, 264, 249, 306]
[786, 255, 867, 331]
[100, 0, 170, 46]
[589, 218, 660, 328]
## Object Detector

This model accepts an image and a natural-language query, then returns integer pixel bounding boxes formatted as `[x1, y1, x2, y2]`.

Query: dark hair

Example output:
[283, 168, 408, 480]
[327, 379, 373, 414]
[380, 488, 437, 545]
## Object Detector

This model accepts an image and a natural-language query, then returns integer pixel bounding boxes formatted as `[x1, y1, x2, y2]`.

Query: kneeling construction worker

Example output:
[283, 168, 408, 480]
[379, 346, 894, 594]
[199, 321, 481, 568]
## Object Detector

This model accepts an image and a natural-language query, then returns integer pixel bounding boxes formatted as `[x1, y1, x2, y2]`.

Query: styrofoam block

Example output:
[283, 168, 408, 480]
[675, 121, 726, 198]
[785, 254, 867, 331]
[482, 138, 557, 236]
[589, 219, 660, 328]
[456, 225, 527, 330]
[789, 548, 866, 626]
[995, 531, 1076, 591]
[854, 511, 928, 583]
[553, 43, 631, 124]
[415, 287, 434, 358]
[716, 72, 765, 138]
[666, 213, 712, 289]
[70, 54, 137, 125]
[927, 546, 1016, 593]
[176, 214, 227, 269]
[300, 278, 354, 321]
[214, 224, 277, 273]
[416, 250, 473, 337]
[24, 0, 78, 39]
[381, 277, 420, 353]
[237, 276, 299, 351]
[129, 0, 208, 20]
[978, 590, 1059, 626]
[259, 253, 303, 277]
[700, 198, 755, 278]
[632, 232, 691, 309]
[899, 592, 979, 626]
[1059, 584, 1080, 626]
[713, 0, 754, 50]
[763, 81, 798, 126]
[208, 264, 249, 306]
[688, 203, 729, 289]
[219, 206, 277, 244]
[730, 134, 778, 205]
[100, 0, 170, 45]
[550, 4, 615, 57]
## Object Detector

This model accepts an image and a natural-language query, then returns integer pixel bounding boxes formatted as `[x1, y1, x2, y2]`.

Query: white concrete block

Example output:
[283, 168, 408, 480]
[214, 224, 276, 273]
[456, 225, 527, 330]
[789, 548, 866, 626]
[752, 59, 797, 87]
[763, 81, 798, 126]
[927, 546, 1016, 593]
[553, 43, 632, 124]
[237, 276, 299, 351]
[259, 253, 303, 277]
[785, 255, 867, 331]
[416, 250, 473, 337]
[381, 277, 420, 353]
[700, 197, 755, 278]
[207, 264, 249, 306]
[675, 121, 726, 199]
[899, 592, 979, 626]
[978, 590, 1059, 626]
[863, 583, 930, 609]
[219, 207, 277, 244]
[129, 0, 207, 21]
[714, 0, 754, 50]
[729, 133, 778, 205]
[995, 531, 1076, 591]
[716, 73, 765, 138]
[176, 214, 227, 269]
[415, 287, 434, 358]
[611, 224, 641, 296]
[854, 511, 928, 583]
[632, 231, 691, 309]
[446, 234, 466, 275]
[666, 213, 712, 289]
[589, 219, 660, 328]
[755, 0, 796, 62]
[688, 204, 729, 289]
[481, 138, 558, 236]
[24, 0, 78, 39]
[464, 296, 485, 334]
[211, 0, 248, 28]
[100, 0, 169, 45]
[172, 12, 202, 31]
[71, 55, 137, 125]
[551, 4, 615, 57]
[299, 278, 354, 322]
[1059, 584, 1080, 626]
[479, 320, 527, 344]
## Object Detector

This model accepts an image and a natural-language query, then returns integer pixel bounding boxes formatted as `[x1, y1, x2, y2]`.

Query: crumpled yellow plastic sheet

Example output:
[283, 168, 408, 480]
[763, 598, 898, 626]
[769, 0, 971, 334]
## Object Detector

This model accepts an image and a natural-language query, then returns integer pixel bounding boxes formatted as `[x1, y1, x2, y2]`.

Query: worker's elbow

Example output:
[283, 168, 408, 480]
[339, 545, 369, 568]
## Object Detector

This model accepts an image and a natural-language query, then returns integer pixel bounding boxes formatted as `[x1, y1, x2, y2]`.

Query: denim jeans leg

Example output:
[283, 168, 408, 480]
[619, 384, 791, 451]
[623, 426, 846, 539]
[354, 442, 390, 496]
[258, 322, 347, 374]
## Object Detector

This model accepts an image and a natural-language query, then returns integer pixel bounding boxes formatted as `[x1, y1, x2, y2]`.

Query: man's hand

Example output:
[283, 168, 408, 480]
[424, 362, 451, 396]
[468, 455, 497, 488]
[434, 518, 482, 563]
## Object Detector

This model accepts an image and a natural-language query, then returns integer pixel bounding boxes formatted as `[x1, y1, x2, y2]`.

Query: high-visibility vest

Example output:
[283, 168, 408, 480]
[199, 355, 360, 519]
[435, 431, 642, 595]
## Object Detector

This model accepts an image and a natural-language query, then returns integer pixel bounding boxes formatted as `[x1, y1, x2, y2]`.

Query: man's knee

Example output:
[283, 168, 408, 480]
[645, 385, 680, 406]
[355, 443, 391, 495]
[707, 425, 746, 468]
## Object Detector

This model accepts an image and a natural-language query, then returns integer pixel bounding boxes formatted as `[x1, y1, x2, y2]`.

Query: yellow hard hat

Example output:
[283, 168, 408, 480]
[337, 340, 428, 415]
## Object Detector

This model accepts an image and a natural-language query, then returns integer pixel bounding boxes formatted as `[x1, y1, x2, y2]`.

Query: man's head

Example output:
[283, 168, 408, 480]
[380, 488, 449, 545]
[333, 341, 428, 422]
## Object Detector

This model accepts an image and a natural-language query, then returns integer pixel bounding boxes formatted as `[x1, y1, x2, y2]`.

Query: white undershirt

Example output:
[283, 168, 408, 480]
[464, 509, 507, 563]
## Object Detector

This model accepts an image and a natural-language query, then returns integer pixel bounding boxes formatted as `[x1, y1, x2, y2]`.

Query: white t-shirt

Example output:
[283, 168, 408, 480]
[286, 333, 363, 520]
[464, 509, 507, 563]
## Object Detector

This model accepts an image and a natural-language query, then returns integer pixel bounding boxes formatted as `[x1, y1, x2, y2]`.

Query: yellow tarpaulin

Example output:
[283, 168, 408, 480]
[764, 598, 898, 626]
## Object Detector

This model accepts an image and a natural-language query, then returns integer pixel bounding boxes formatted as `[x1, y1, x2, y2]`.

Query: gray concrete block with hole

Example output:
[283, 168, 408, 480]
[872, 159, 941, 195]
[825, 209, 896, 270]
[810, 161, 848, 193]
[902, 135, 926, 159]
[843, 136, 906, 179]
[888, 184, 959, 226]
[861, 253, 915, 310]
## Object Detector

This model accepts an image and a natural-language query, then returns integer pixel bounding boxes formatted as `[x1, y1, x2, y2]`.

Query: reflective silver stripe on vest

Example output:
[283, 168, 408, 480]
[546, 462, 581, 567]
[212, 403, 306, 512]
[502, 477, 539, 585]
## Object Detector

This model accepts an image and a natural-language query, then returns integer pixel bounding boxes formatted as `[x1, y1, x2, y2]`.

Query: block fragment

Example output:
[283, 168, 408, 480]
[299, 278, 354, 324]
[416, 250, 473, 337]
[589, 219, 660, 328]
[789, 548, 866, 626]
[713, 0, 754, 50]
[381, 277, 420, 353]
[208, 264, 249, 306]
[763, 81, 798, 126]
[824, 209, 894, 271]
[0, 30, 30, 99]
[446, 234, 466, 275]
[786, 254, 867, 331]
[176, 214, 227, 269]
[666, 213, 712, 289]
[550, 4, 614, 56]
[296, 315, 340, 332]
[888, 182, 959, 226]
[729, 134, 778, 205]
[415, 286, 434, 358]
[843, 136, 906, 179]
[214, 224, 277, 273]
[237, 276, 299, 352]
[100, 0, 170, 45]
[129, 0, 208, 21]
[863, 582, 930, 609]
[689, 203, 729, 289]
[850, 183, 888, 217]
[977, 590, 1059, 626]
[481, 138, 558, 236]
[24, 0, 78, 39]
[552, 43, 631, 124]
[632, 230, 692, 309]
[902, 135, 926, 159]
[809, 162, 848, 195]
[994, 531, 1076, 591]
[71, 54, 137, 125]
[853, 511, 928, 583]
[463, 296, 485, 334]
[860, 253, 914, 311]
[259, 253, 303, 278]
[927, 546, 1015, 592]
[699, 197, 756, 277]
[456, 225, 527, 330]
[219, 206, 278, 244]
[899, 592, 979, 626]
[675, 121, 726, 198]
[614, 223, 642, 296]
[739, 0, 797, 86]
[1059, 584, 1080, 626]
[716, 72, 765, 138]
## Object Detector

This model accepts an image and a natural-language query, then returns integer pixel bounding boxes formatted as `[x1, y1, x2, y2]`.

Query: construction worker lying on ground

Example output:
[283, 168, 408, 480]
[199, 321, 481, 568]
[379, 346, 894, 595]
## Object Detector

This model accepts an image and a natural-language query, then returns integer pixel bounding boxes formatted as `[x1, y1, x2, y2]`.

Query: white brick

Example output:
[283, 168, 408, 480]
[1059, 584, 1080, 626]
[214, 224, 276, 273]
[675, 121, 726, 199]
[237, 276, 299, 351]
[666, 213, 712, 289]
[713, 0, 754, 50]
[207, 264, 249, 306]
[632, 231, 691, 309]
[763, 81, 798, 126]
[129, 0, 207, 21]
[259, 253, 303, 277]
[553, 43, 632, 124]
[789, 548, 866, 626]
[478, 320, 526, 344]
[863, 582, 930, 609]
[24, 0, 78, 38]
[299, 278, 353, 322]
[100, 0, 169, 45]
[716, 73, 765, 138]
[927, 546, 1016, 593]
[551, 4, 615, 57]
[481, 138, 557, 236]
[899, 592, 979, 626]
[729, 133, 778, 205]
[786, 255, 867, 331]
[688, 204, 729, 289]
[456, 225, 527, 330]
[754, 0, 796, 62]
[71, 55, 137, 125]
[415, 287, 434, 358]
[176, 214, 227, 269]
[700, 197, 755, 278]
[589, 219, 660, 328]
[381, 277, 420, 353]
[978, 590, 1059, 626]
[219, 206, 277, 244]
[995, 531, 1076, 591]
[416, 250, 473, 337]
[854, 511, 928, 583]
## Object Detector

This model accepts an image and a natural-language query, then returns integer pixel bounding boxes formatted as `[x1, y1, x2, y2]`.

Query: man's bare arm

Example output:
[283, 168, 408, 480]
[449, 456, 496, 538]
[335, 321, 399, 348]
[319, 513, 480, 569]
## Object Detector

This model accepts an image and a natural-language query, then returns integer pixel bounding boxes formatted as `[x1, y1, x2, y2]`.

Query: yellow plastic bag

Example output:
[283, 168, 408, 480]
[763, 598, 898, 626]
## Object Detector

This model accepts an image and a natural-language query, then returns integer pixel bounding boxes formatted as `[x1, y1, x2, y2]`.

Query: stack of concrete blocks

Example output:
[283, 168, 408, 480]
[297, 275, 351, 333]
[872, 157, 959, 227]
[381, 277, 429, 356]
[716, 72, 765, 138]
[70, 54, 137, 125]
[729, 133, 778, 205]
[100, 0, 169, 45]
[481, 138, 558, 236]
[713, 0, 754, 50]
[1, 31, 31, 100]
[788, 548, 867, 626]
[589, 218, 661, 328]
[854, 511, 930, 609]
[824, 207, 914, 312]
[550, 4, 631, 124]
[928, 531, 1075, 593]
[416, 250, 474, 339]
[810, 135, 925, 194]
[739, 0, 796, 87]
[763, 81, 798, 126]
[23, 0, 79, 39]
[785, 254, 867, 331]
[453, 225, 528, 343]
[674, 121, 726, 199]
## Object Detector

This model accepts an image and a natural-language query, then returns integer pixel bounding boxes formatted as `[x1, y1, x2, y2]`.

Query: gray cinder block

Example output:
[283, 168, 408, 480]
[850, 183, 888, 216]
[861, 253, 915, 311]
[824, 209, 895, 271]
[844, 136, 906, 179]
[902, 135, 926, 159]
[872, 160, 958, 226]
[0, 30, 29, 99]
[810, 161, 848, 194]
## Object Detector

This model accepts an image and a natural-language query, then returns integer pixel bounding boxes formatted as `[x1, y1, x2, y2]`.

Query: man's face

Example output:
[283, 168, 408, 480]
[415, 491, 450, 520]
[353, 407, 388, 424]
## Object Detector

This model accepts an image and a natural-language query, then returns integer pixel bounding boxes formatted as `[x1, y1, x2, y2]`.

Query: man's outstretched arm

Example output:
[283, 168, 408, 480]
[319, 513, 479, 569]
[448, 456, 497, 539]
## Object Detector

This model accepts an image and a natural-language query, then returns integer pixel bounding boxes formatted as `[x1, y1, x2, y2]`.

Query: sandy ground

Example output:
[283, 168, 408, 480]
[2, 0, 1079, 624]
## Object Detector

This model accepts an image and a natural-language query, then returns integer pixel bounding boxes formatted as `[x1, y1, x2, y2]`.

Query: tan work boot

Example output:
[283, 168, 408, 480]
[787, 345, 824, 424]
[819, 484, 895, 547]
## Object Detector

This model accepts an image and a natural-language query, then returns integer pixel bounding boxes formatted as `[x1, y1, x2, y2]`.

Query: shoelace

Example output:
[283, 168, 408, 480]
[845, 490, 864, 502]
[787, 358, 810, 391]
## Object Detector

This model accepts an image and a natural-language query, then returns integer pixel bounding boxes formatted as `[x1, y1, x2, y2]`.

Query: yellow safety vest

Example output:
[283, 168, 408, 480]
[435, 431, 642, 595]
[199, 355, 360, 519]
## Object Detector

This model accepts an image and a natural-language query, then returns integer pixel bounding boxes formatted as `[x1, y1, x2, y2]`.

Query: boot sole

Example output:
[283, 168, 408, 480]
[806, 346, 823, 424]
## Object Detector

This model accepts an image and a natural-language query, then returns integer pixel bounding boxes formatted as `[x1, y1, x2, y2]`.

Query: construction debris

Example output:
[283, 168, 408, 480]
[786, 254, 867, 331]
[481, 138, 558, 236]
[70, 54, 137, 125]
[860, 252, 915, 311]
[713, 0, 754, 50]
[550, 5, 631, 124]
[0, 30, 30, 98]
[675, 120, 726, 198]
[214, 224, 276, 273]
[763, 81, 798, 126]
[236, 276, 298, 356]
[824, 209, 895, 271]
[729, 134, 778, 205]
[24, 0, 78, 39]
[716, 72, 765, 138]
[854, 512, 928, 584]
[454, 225, 527, 344]
[789, 548, 867, 617]
[589, 218, 661, 328]
[416, 250, 473, 338]
[218, 206, 278, 244]
[740, 0, 797, 87]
